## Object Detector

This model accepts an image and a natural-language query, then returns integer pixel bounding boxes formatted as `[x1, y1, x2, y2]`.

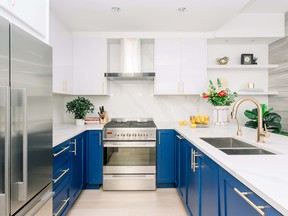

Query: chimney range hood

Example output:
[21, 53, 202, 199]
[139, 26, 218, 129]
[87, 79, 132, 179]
[105, 38, 155, 80]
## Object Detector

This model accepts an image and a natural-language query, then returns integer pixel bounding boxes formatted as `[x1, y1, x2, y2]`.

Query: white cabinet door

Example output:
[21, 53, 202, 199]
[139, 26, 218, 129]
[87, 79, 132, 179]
[73, 36, 108, 95]
[0, 0, 49, 41]
[181, 38, 207, 94]
[154, 38, 181, 94]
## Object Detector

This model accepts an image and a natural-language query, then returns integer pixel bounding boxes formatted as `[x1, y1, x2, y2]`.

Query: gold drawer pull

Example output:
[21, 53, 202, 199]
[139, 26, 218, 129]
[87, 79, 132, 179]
[53, 146, 69, 157]
[53, 169, 69, 184]
[53, 198, 70, 216]
[234, 188, 266, 216]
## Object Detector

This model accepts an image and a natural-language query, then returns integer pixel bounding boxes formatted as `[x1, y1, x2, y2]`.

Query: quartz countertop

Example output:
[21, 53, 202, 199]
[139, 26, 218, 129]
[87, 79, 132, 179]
[53, 121, 288, 215]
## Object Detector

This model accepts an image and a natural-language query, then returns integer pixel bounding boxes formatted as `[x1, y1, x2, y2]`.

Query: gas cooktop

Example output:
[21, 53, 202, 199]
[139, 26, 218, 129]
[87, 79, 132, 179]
[104, 118, 156, 128]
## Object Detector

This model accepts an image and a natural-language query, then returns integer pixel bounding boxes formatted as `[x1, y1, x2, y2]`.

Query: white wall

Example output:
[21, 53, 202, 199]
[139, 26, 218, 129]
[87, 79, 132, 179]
[63, 81, 206, 123]
[53, 94, 65, 125]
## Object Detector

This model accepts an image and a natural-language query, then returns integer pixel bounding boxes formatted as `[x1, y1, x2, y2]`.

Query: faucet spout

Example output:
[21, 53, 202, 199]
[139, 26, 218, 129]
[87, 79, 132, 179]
[231, 97, 269, 143]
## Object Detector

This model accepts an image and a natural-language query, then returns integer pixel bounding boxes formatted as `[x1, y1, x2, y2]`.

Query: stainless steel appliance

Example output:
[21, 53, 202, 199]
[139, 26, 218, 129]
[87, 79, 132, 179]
[103, 118, 157, 190]
[0, 16, 53, 216]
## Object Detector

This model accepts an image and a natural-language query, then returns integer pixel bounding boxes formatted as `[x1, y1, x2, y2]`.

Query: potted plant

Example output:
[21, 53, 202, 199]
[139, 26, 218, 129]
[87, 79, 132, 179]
[202, 78, 237, 126]
[244, 104, 288, 136]
[66, 96, 95, 125]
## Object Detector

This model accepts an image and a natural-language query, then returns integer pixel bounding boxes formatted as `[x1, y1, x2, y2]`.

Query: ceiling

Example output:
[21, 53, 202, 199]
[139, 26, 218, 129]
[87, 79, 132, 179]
[51, 0, 288, 32]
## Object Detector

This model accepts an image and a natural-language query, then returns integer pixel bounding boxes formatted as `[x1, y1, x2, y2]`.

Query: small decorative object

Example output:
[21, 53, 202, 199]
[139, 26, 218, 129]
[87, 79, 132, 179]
[247, 82, 255, 89]
[241, 54, 253, 65]
[98, 106, 109, 124]
[202, 78, 237, 126]
[252, 57, 258, 65]
[66, 96, 95, 125]
[216, 56, 229, 65]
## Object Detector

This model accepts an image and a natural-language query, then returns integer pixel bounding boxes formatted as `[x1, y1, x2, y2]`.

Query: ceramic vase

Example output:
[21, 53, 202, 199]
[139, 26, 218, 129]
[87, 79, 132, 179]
[212, 106, 230, 126]
[75, 119, 85, 126]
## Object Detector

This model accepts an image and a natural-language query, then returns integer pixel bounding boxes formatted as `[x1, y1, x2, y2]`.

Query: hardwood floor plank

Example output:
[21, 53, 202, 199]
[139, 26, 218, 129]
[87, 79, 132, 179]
[68, 188, 188, 216]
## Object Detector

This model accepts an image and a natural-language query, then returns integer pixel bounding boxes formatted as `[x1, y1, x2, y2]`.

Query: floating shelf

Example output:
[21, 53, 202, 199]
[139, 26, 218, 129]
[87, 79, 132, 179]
[237, 91, 278, 96]
[207, 64, 278, 70]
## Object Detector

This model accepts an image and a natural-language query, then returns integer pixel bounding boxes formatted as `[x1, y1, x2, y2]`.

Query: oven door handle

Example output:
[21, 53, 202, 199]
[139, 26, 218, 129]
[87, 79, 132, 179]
[103, 142, 156, 148]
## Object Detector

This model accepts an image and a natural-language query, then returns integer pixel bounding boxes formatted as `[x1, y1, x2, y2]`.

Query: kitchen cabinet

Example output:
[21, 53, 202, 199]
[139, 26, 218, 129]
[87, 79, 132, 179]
[157, 130, 175, 186]
[70, 133, 85, 206]
[86, 130, 103, 187]
[219, 168, 282, 216]
[177, 136, 188, 203]
[73, 35, 108, 95]
[0, 0, 49, 42]
[53, 141, 71, 216]
[186, 142, 219, 216]
[154, 38, 207, 95]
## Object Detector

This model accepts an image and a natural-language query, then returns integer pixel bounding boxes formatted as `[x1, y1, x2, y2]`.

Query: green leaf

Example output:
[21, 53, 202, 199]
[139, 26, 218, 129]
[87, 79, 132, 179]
[245, 121, 258, 129]
[244, 110, 258, 120]
[265, 113, 281, 123]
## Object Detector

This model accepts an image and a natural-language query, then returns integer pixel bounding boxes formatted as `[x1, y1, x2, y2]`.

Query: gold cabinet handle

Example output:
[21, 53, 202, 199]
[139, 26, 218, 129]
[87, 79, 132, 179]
[53, 146, 69, 157]
[53, 169, 69, 184]
[234, 188, 266, 216]
[53, 198, 70, 216]
[70, 139, 77, 156]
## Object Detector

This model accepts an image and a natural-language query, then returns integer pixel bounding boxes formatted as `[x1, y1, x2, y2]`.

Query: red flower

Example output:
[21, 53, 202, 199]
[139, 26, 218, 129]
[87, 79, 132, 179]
[202, 93, 209, 98]
[218, 90, 227, 97]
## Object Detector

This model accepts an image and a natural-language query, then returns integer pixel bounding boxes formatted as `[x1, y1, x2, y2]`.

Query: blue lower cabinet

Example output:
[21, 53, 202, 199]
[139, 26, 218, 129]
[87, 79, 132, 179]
[86, 130, 103, 188]
[157, 130, 175, 187]
[52, 141, 71, 216]
[219, 168, 282, 216]
[198, 150, 219, 216]
[186, 142, 199, 216]
[178, 138, 188, 203]
[70, 133, 85, 206]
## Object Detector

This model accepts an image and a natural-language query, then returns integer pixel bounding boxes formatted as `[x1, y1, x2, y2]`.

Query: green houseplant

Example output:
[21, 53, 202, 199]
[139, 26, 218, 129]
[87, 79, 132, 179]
[66, 96, 94, 125]
[244, 104, 288, 136]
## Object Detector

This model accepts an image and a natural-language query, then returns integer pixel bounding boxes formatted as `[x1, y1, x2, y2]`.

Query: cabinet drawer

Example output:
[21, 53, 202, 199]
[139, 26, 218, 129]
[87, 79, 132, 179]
[53, 158, 70, 191]
[53, 142, 70, 161]
[219, 168, 282, 216]
[53, 180, 70, 216]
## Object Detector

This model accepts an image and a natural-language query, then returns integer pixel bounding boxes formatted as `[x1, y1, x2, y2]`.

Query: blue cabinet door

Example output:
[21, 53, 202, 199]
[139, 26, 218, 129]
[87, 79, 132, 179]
[157, 130, 175, 185]
[186, 143, 200, 216]
[178, 138, 188, 202]
[199, 152, 219, 216]
[70, 133, 85, 206]
[219, 168, 282, 216]
[87, 130, 103, 186]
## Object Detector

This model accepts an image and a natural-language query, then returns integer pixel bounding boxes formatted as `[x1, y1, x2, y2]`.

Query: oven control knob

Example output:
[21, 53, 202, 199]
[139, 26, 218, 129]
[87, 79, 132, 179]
[127, 133, 131, 137]
[138, 133, 142, 137]
[145, 133, 148, 137]
[132, 133, 136, 137]
[121, 133, 125, 137]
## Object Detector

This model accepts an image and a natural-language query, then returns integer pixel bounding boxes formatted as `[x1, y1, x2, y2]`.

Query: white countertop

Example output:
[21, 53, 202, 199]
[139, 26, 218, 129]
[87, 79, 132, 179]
[53, 121, 288, 215]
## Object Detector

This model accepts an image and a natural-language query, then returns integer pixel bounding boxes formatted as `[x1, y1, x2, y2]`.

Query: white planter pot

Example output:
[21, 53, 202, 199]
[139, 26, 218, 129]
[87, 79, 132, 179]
[212, 106, 230, 126]
[75, 119, 85, 126]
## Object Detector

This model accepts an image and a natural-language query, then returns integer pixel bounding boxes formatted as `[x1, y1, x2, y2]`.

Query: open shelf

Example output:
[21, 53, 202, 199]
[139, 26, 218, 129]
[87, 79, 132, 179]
[237, 91, 278, 96]
[207, 64, 278, 70]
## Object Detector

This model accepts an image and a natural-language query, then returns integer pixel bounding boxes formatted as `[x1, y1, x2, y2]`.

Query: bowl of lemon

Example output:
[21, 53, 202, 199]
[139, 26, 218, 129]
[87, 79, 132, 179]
[190, 114, 210, 128]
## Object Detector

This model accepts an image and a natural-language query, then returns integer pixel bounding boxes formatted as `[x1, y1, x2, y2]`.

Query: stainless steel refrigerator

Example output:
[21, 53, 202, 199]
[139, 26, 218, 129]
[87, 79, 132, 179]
[0, 16, 53, 216]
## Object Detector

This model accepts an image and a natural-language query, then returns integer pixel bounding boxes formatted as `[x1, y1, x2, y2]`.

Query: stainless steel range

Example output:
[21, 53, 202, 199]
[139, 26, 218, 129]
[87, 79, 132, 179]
[103, 118, 157, 190]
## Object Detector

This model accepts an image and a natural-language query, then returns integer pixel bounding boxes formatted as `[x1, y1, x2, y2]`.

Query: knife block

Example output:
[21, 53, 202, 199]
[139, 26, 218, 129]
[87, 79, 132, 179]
[100, 111, 109, 124]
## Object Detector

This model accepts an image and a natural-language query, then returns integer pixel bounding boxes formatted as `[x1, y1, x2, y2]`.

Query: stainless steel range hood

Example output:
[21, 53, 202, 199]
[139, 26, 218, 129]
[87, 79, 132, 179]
[105, 39, 155, 80]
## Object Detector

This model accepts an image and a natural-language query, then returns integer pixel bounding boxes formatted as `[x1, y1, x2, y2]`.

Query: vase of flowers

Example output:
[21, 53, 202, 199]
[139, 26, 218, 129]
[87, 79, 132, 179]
[202, 78, 237, 126]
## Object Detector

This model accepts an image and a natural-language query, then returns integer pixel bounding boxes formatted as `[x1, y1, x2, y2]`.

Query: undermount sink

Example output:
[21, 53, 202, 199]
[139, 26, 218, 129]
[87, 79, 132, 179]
[200, 137, 275, 155]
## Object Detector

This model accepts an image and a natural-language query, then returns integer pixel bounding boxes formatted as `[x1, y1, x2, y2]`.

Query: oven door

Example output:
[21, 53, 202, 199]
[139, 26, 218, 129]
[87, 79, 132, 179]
[103, 141, 156, 174]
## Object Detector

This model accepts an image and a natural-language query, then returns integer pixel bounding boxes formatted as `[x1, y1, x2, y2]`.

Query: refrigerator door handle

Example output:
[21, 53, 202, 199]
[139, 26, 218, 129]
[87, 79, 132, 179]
[0, 86, 9, 216]
[15, 88, 28, 201]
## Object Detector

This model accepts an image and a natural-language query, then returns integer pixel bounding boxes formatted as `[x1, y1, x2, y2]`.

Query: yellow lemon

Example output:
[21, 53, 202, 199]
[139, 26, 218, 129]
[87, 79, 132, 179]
[191, 118, 196, 124]
[183, 121, 188, 126]
[204, 120, 209, 125]
[190, 123, 197, 128]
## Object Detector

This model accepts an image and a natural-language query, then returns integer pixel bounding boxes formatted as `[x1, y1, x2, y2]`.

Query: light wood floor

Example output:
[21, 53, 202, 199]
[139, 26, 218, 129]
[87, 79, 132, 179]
[68, 188, 188, 216]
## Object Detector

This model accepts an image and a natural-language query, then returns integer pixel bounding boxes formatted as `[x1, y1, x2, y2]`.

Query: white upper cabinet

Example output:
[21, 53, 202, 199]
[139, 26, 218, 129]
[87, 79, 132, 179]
[0, 0, 49, 42]
[154, 38, 181, 94]
[154, 38, 207, 95]
[73, 35, 108, 95]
